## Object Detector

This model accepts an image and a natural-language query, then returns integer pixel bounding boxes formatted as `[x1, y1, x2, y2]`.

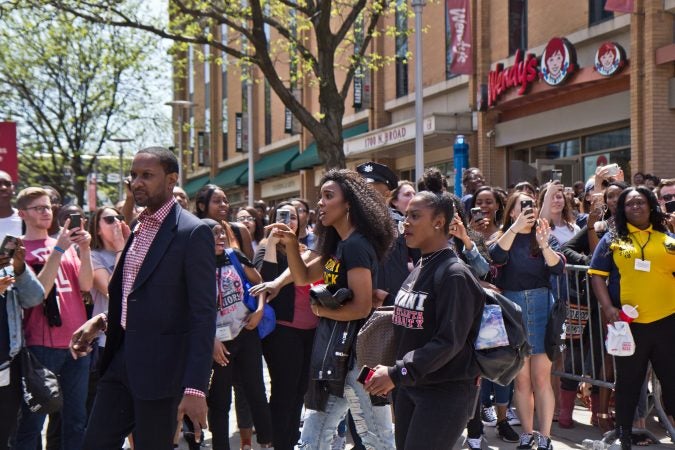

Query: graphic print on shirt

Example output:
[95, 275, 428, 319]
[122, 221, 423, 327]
[30, 246, 73, 293]
[218, 266, 244, 316]
[393, 285, 427, 329]
[323, 255, 341, 285]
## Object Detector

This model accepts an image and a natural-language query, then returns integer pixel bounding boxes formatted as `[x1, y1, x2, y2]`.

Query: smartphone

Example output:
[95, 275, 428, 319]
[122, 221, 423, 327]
[520, 199, 534, 216]
[470, 207, 484, 221]
[357, 365, 375, 385]
[551, 170, 563, 182]
[666, 201, 675, 214]
[69, 213, 82, 230]
[275, 209, 290, 225]
[564, 187, 574, 195]
[605, 163, 620, 177]
[0, 235, 18, 258]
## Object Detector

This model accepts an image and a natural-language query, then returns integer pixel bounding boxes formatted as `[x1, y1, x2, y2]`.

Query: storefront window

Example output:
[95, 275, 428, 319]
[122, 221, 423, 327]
[584, 128, 630, 153]
[532, 138, 580, 160]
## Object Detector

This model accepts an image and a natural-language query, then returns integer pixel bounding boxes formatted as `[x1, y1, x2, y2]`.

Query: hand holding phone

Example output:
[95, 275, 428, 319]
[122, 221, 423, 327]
[0, 235, 18, 258]
[357, 365, 375, 385]
[470, 207, 484, 221]
[520, 199, 534, 217]
[275, 209, 290, 225]
[69, 213, 82, 230]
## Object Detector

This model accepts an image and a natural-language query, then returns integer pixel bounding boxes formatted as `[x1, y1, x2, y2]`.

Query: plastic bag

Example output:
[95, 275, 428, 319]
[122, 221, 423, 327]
[605, 321, 635, 356]
[475, 304, 510, 350]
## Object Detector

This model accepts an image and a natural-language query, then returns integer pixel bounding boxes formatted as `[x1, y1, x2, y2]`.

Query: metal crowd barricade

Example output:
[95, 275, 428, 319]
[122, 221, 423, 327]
[552, 264, 675, 444]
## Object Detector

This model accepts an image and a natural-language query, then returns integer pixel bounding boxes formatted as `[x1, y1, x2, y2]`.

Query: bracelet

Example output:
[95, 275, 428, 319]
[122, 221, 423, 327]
[508, 228, 518, 235]
[54, 246, 65, 254]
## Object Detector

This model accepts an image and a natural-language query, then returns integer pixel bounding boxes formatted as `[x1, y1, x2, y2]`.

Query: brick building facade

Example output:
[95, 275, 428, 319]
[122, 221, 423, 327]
[171, 0, 675, 206]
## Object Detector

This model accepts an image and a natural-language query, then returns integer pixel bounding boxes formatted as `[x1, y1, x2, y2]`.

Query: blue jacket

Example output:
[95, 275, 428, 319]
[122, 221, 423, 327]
[1, 265, 45, 367]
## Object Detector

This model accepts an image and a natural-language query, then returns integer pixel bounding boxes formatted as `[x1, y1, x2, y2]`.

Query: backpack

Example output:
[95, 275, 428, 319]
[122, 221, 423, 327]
[434, 257, 531, 386]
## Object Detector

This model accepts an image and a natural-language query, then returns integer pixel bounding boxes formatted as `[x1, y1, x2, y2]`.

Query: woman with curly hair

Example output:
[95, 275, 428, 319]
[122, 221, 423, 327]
[270, 169, 395, 449]
[589, 186, 675, 450]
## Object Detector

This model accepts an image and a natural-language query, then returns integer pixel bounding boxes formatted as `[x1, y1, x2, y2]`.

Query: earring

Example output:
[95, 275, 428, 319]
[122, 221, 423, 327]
[434, 226, 440, 230]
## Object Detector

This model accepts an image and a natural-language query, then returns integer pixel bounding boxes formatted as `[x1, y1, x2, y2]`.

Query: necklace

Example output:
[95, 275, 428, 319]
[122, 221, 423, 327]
[419, 248, 450, 268]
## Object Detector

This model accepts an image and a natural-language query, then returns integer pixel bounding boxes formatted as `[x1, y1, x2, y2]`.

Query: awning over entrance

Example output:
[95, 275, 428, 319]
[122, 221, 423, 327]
[237, 146, 300, 184]
[290, 122, 369, 171]
[183, 174, 209, 197]
[212, 162, 247, 189]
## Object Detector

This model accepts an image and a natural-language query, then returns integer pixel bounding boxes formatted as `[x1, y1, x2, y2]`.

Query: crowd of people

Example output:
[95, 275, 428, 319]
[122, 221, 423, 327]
[0, 146, 673, 450]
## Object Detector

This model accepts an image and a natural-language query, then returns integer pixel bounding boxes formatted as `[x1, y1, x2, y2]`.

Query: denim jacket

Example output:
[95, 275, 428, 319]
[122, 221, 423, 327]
[1, 265, 45, 368]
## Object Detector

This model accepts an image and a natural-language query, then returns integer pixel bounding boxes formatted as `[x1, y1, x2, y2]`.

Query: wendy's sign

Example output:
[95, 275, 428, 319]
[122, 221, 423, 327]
[487, 49, 538, 107]
[540, 37, 577, 86]
[594, 42, 626, 76]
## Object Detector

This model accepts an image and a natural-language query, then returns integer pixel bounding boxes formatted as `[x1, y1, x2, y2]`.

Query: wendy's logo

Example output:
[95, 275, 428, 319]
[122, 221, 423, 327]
[540, 37, 577, 86]
[594, 42, 626, 77]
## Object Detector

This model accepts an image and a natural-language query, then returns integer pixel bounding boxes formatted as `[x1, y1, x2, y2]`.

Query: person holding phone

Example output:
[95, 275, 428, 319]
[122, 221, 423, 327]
[252, 202, 317, 450]
[470, 186, 504, 242]
[269, 169, 395, 449]
[15, 187, 93, 450]
[488, 192, 564, 450]
[655, 178, 675, 233]
[365, 190, 485, 448]
[0, 237, 45, 448]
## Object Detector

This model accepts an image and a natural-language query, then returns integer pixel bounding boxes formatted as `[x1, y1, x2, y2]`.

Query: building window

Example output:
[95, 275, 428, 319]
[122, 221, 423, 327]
[588, 0, 613, 26]
[264, 82, 272, 145]
[508, 0, 527, 55]
[187, 45, 195, 103]
[395, 0, 408, 98]
[198, 131, 210, 167]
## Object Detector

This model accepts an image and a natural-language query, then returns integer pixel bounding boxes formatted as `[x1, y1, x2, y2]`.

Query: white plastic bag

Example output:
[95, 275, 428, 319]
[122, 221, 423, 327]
[605, 321, 635, 356]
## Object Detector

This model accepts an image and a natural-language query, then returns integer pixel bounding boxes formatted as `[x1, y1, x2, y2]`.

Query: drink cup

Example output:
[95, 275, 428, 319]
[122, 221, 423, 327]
[619, 304, 638, 323]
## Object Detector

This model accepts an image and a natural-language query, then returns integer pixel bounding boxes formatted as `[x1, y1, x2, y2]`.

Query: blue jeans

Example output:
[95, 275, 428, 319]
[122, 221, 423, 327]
[503, 287, 553, 355]
[14, 346, 90, 450]
[480, 379, 512, 406]
[297, 366, 395, 450]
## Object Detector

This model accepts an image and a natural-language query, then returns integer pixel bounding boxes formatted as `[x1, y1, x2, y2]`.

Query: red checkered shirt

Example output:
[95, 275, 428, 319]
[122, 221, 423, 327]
[121, 197, 175, 329]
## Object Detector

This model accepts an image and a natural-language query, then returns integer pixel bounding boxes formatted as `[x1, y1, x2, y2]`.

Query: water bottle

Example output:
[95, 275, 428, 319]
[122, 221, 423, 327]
[582, 439, 595, 450]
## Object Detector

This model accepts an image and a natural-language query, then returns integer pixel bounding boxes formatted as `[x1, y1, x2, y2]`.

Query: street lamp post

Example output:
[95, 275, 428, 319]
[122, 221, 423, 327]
[109, 137, 133, 202]
[412, 0, 426, 182]
[165, 100, 195, 186]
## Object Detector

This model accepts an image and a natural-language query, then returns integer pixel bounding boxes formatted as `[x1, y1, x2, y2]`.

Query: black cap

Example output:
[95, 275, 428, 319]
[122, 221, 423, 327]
[356, 162, 398, 191]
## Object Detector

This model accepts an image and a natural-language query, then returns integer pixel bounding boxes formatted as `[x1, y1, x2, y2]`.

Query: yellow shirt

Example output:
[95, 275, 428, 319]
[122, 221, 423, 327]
[589, 224, 675, 323]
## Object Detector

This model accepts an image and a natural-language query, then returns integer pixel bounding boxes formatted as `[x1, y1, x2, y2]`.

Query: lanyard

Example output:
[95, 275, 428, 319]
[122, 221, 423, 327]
[216, 268, 223, 311]
[634, 232, 651, 260]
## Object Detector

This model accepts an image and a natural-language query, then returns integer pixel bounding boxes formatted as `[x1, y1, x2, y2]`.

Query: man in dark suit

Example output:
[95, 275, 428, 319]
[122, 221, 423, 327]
[70, 147, 216, 449]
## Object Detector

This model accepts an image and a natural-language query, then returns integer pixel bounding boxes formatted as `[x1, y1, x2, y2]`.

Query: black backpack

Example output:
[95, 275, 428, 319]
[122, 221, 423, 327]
[434, 257, 531, 386]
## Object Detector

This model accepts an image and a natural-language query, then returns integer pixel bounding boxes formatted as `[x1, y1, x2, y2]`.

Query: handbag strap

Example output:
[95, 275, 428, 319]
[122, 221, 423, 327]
[225, 248, 255, 310]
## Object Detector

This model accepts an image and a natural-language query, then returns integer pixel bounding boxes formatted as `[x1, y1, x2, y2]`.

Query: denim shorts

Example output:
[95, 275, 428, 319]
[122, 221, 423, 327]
[502, 287, 553, 355]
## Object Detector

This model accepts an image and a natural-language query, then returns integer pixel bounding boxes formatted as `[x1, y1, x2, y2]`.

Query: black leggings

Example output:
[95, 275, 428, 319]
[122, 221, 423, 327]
[207, 329, 273, 449]
[395, 381, 478, 450]
[262, 324, 315, 450]
[614, 313, 675, 437]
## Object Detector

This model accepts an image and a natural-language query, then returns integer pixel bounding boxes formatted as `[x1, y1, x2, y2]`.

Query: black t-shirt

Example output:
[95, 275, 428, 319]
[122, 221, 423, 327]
[321, 231, 377, 289]
[0, 294, 9, 363]
[389, 249, 484, 387]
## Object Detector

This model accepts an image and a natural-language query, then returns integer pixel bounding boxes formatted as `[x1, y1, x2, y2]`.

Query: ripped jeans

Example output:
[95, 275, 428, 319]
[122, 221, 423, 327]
[296, 366, 395, 450]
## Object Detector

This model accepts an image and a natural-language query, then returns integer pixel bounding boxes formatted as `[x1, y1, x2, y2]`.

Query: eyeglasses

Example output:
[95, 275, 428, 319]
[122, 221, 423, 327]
[23, 205, 51, 213]
[661, 194, 675, 202]
[102, 215, 125, 224]
[296, 208, 307, 214]
[237, 216, 255, 223]
[625, 199, 648, 209]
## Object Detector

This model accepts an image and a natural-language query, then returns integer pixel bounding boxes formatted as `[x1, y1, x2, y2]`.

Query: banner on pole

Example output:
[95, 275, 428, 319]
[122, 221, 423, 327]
[446, 0, 473, 76]
[0, 122, 18, 182]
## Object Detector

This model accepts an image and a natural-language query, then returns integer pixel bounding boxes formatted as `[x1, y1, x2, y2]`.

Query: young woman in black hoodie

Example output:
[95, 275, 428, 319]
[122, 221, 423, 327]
[366, 190, 485, 449]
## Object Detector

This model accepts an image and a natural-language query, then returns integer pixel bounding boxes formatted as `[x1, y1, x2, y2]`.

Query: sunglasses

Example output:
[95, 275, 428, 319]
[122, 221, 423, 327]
[102, 215, 125, 225]
[662, 194, 675, 202]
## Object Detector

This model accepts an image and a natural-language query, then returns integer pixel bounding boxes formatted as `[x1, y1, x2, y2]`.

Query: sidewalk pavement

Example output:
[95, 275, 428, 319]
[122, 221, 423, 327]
[174, 401, 673, 449]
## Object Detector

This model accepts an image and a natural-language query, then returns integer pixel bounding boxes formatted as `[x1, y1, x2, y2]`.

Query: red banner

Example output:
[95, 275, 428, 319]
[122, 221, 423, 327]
[446, 0, 473, 75]
[0, 123, 18, 183]
[604, 0, 634, 13]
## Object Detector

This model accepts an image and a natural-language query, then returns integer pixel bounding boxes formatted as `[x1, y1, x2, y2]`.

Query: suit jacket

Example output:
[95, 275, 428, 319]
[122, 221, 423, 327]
[101, 203, 216, 400]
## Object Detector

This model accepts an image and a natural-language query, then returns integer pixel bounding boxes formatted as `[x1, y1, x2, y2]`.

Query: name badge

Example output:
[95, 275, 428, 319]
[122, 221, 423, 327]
[634, 259, 651, 272]
[215, 325, 232, 342]
[0, 366, 10, 387]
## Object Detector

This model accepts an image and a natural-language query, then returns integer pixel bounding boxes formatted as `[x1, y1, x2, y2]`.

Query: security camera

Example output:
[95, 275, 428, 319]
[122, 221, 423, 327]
[485, 130, 495, 138]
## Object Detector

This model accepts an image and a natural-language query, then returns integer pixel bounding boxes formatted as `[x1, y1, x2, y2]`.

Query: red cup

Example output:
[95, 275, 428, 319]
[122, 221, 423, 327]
[619, 304, 638, 323]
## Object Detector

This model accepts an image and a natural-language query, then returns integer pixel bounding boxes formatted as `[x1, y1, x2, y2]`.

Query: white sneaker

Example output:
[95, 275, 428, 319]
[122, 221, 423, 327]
[467, 437, 483, 450]
[481, 406, 497, 427]
[507, 407, 521, 426]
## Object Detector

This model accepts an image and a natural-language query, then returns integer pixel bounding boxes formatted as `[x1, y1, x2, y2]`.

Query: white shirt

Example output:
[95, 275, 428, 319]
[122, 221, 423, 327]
[0, 209, 22, 242]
